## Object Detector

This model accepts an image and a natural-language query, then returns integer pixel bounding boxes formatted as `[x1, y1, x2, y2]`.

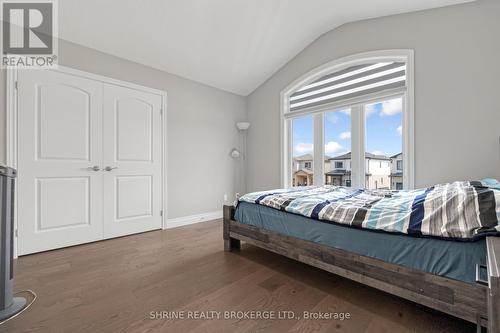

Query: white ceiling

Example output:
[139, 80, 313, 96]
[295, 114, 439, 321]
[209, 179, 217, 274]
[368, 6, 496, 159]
[59, 0, 473, 96]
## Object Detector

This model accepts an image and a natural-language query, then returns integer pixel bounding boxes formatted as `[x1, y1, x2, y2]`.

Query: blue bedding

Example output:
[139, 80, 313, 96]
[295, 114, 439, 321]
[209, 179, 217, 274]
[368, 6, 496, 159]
[235, 201, 486, 284]
[238, 182, 500, 241]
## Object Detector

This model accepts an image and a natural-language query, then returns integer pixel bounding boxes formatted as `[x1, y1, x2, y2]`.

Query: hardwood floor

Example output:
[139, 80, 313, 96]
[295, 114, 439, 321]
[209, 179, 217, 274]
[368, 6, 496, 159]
[3, 220, 475, 333]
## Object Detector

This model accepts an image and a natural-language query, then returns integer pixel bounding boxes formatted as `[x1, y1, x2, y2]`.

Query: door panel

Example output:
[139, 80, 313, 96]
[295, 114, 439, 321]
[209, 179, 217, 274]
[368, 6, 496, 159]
[17, 70, 103, 255]
[37, 85, 91, 161]
[116, 99, 153, 162]
[36, 177, 90, 230]
[103, 84, 162, 238]
[116, 175, 152, 220]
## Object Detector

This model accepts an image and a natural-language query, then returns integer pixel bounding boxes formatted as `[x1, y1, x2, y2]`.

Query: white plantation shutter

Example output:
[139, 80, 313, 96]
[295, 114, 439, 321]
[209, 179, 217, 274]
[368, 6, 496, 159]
[289, 62, 406, 112]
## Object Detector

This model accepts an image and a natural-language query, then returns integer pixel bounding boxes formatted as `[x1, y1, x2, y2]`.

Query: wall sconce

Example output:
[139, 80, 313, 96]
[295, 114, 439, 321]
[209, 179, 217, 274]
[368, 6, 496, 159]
[230, 148, 241, 158]
[236, 122, 250, 131]
[233, 121, 250, 195]
[230, 121, 250, 158]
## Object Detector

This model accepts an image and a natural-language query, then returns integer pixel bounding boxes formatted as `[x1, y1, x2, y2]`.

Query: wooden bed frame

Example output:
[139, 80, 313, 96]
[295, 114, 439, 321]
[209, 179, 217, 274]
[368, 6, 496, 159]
[223, 205, 500, 332]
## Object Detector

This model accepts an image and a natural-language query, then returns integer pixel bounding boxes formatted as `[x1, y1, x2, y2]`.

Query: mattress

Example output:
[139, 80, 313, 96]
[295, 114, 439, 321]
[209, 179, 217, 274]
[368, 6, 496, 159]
[235, 201, 486, 284]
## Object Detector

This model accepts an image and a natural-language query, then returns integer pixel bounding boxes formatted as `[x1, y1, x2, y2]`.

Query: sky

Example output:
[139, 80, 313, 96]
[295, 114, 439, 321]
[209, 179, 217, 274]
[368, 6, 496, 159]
[292, 97, 402, 158]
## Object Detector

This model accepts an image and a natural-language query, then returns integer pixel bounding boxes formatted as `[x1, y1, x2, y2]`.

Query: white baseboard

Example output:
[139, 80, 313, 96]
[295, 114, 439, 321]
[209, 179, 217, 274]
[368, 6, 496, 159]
[166, 210, 223, 229]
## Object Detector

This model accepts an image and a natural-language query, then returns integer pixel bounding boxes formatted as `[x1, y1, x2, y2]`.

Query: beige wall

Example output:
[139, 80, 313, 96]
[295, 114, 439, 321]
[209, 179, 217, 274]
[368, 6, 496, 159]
[0, 39, 247, 219]
[246, 0, 500, 192]
[1, 0, 499, 220]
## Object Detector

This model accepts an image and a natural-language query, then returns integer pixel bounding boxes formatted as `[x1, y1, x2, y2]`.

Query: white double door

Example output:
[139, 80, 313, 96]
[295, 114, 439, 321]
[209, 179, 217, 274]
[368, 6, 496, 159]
[17, 69, 163, 255]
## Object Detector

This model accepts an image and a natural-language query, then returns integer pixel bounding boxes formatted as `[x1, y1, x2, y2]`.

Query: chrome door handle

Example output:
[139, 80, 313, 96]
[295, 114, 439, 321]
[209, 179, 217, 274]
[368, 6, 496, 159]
[88, 165, 100, 171]
[104, 166, 118, 171]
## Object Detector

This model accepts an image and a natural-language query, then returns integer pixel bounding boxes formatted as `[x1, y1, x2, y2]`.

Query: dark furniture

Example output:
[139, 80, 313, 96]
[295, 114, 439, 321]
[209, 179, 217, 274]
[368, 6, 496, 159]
[223, 205, 500, 332]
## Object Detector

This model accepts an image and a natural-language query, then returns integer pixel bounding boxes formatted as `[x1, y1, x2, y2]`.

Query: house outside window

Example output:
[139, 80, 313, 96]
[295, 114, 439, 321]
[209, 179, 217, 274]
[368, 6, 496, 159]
[389, 153, 403, 190]
[282, 50, 414, 190]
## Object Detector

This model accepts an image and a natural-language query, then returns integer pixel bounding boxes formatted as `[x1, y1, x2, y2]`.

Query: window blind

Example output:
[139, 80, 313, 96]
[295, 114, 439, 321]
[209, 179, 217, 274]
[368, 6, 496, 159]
[289, 62, 406, 112]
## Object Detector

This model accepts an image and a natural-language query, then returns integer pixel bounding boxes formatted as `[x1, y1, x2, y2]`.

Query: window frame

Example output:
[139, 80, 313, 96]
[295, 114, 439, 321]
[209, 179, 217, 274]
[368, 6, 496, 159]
[281, 50, 414, 189]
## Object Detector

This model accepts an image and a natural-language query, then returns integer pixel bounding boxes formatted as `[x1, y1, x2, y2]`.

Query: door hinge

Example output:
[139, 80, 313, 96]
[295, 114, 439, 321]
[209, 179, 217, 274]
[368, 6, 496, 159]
[15, 229, 18, 237]
[160, 210, 163, 217]
[15, 81, 18, 90]
[160, 108, 163, 116]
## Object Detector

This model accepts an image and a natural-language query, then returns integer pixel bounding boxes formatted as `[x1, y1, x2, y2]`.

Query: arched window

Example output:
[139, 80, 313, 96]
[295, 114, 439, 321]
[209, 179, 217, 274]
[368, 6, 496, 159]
[281, 50, 414, 190]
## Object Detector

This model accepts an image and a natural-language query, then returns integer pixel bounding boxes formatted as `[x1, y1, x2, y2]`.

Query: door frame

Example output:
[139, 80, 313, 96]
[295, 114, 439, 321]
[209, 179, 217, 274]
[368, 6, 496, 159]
[5, 66, 168, 258]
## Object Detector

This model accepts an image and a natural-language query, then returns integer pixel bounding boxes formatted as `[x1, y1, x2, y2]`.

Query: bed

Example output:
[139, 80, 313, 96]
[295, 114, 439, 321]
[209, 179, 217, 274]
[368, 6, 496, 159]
[223, 181, 500, 332]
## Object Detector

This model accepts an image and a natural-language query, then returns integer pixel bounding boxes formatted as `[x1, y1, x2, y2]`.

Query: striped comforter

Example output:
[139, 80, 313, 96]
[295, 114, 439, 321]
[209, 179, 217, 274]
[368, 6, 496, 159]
[238, 181, 500, 240]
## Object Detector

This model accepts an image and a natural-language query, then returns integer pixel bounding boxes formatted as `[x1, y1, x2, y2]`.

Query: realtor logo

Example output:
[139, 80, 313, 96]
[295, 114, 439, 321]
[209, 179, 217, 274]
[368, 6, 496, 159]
[1, 0, 58, 68]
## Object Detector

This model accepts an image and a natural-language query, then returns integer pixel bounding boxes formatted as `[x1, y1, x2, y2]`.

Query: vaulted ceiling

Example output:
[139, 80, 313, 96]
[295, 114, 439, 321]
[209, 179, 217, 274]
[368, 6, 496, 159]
[59, 0, 473, 95]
